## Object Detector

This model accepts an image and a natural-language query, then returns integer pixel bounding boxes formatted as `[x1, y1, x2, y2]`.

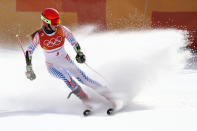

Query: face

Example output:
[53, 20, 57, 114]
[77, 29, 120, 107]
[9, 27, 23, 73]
[50, 24, 59, 31]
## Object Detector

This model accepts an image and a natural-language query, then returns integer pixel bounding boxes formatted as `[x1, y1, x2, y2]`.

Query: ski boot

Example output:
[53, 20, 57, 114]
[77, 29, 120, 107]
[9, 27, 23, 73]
[101, 91, 117, 115]
[67, 85, 92, 116]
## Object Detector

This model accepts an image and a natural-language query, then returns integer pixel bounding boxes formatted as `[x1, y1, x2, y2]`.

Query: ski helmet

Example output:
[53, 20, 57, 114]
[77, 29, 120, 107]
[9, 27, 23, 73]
[41, 8, 60, 28]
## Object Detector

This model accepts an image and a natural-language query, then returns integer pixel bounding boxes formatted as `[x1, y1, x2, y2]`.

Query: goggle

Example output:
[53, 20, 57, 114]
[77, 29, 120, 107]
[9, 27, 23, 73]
[41, 15, 60, 25]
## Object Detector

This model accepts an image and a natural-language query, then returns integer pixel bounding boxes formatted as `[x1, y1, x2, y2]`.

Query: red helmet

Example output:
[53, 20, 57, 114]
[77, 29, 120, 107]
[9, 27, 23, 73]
[41, 8, 60, 27]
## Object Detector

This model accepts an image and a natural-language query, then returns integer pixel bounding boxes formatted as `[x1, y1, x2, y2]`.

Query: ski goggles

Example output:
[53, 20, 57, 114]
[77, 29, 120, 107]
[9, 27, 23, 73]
[41, 15, 60, 25]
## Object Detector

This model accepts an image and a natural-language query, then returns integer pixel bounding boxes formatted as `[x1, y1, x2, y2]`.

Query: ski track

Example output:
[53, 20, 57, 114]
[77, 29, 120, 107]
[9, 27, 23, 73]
[0, 27, 197, 131]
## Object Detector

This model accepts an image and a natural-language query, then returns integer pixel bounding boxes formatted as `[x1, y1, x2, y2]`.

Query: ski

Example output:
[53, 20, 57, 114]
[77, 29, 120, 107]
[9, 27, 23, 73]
[107, 108, 114, 115]
[81, 93, 119, 116]
[83, 108, 115, 116]
[83, 109, 91, 116]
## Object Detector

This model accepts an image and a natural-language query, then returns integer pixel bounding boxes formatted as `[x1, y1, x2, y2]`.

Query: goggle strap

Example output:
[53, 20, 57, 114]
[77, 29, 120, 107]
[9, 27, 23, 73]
[41, 15, 51, 25]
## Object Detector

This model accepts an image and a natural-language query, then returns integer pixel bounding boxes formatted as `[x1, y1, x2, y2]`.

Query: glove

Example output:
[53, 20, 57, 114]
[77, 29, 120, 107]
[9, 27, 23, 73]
[76, 52, 86, 63]
[25, 64, 36, 80]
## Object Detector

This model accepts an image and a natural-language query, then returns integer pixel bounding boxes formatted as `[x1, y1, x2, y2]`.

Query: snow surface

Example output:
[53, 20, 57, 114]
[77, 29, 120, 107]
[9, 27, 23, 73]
[0, 27, 197, 131]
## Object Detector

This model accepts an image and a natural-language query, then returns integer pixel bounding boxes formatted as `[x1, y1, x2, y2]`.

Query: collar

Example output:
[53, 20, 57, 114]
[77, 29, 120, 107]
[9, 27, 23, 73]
[42, 26, 55, 34]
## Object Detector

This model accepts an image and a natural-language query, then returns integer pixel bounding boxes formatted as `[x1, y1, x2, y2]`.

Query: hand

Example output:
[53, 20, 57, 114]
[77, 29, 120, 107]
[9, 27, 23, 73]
[76, 52, 86, 63]
[25, 65, 36, 80]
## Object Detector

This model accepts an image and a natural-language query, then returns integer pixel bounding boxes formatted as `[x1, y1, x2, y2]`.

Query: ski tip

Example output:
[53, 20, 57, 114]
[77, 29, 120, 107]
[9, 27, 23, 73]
[107, 108, 114, 115]
[83, 109, 91, 116]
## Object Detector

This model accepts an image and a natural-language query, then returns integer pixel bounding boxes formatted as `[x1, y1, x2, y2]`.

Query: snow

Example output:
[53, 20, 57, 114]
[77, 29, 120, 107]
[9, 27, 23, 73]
[0, 27, 197, 131]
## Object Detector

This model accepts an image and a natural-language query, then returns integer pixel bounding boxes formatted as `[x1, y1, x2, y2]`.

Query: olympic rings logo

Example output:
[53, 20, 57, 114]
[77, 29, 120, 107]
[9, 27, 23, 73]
[43, 36, 62, 47]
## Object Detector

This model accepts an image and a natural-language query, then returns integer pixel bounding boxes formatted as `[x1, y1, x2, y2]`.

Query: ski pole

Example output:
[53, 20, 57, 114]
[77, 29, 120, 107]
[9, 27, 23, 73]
[16, 34, 25, 56]
[84, 62, 110, 85]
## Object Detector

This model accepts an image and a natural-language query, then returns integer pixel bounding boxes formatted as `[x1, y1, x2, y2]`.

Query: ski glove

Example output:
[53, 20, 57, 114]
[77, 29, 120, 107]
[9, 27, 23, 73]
[26, 64, 36, 80]
[76, 52, 86, 63]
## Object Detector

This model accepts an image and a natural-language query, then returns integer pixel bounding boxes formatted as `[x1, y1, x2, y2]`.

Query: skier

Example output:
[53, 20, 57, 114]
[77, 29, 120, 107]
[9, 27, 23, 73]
[25, 8, 115, 115]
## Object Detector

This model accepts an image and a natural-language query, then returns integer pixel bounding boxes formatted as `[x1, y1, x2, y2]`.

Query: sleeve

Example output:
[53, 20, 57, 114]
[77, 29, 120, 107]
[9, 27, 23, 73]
[26, 32, 40, 59]
[62, 26, 81, 53]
